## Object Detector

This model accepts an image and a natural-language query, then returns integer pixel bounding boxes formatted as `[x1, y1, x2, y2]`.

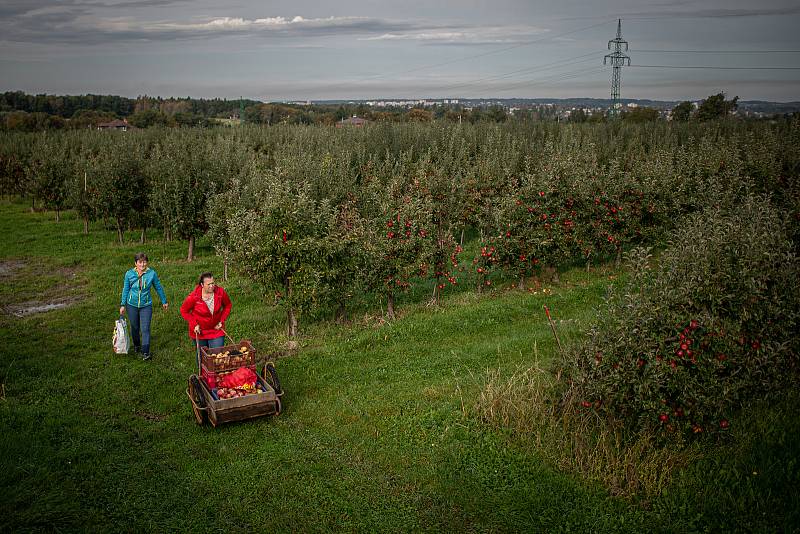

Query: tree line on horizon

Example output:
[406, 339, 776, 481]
[0, 90, 751, 132]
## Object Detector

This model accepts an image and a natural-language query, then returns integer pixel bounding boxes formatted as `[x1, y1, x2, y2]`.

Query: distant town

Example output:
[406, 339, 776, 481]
[297, 97, 800, 120]
[2, 90, 798, 131]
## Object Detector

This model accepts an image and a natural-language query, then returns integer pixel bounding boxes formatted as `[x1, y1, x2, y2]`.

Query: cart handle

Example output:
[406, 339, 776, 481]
[219, 328, 236, 345]
[185, 387, 208, 412]
[195, 336, 201, 374]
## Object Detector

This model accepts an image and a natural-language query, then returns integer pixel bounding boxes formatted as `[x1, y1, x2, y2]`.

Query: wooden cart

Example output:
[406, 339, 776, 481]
[185, 339, 283, 427]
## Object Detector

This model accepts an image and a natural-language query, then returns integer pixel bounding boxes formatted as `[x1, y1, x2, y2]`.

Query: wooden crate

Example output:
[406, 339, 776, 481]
[200, 340, 256, 372]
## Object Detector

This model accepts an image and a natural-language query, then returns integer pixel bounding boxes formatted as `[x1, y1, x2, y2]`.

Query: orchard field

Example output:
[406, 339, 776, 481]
[1, 119, 799, 531]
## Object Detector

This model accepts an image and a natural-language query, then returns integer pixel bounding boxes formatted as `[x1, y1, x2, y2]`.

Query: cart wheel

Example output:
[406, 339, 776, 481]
[263, 361, 283, 395]
[274, 396, 282, 416]
[189, 375, 207, 425]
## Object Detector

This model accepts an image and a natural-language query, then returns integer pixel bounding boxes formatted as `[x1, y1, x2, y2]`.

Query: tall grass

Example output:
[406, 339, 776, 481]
[477, 363, 703, 499]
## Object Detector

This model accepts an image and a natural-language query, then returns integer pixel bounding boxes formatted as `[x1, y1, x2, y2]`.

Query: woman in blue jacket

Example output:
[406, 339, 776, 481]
[119, 252, 168, 360]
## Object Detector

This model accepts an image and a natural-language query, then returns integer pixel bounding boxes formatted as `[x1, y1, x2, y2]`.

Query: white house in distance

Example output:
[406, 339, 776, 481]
[336, 115, 369, 128]
[97, 118, 131, 131]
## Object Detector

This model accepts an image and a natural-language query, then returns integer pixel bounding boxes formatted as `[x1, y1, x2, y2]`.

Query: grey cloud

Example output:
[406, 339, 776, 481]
[0, 0, 179, 18]
[90, 0, 190, 8]
[359, 24, 547, 46]
[562, 4, 800, 21]
[419, 40, 529, 46]
[0, 13, 434, 45]
[626, 6, 800, 19]
[649, 0, 697, 6]
[0, 0, 188, 15]
[0, 0, 83, 18]
[0, 0, 193, 43]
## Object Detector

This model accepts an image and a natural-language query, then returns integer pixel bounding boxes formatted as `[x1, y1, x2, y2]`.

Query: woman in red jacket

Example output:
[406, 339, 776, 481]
[180, 272, 232, 349]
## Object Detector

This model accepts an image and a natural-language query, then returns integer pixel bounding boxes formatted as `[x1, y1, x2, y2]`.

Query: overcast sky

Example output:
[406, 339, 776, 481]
[1, 0, 799, 102]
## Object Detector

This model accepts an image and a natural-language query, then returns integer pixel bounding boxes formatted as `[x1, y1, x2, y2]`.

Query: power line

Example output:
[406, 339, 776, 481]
[632, 49, 800, 53]
[422, 52, 600, 94]
[631, 65, 800, 70]
[284, 19, 615, 98]
[360, 19, 613, 80]
[490, 66, 607, 94]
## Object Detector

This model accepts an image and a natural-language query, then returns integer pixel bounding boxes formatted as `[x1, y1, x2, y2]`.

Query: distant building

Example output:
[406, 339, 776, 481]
[336, 115, 369, 128]
[97, 119, 131, 131]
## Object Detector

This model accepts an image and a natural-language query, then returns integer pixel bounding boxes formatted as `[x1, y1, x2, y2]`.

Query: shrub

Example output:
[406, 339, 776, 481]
[562, 194, 800, 438]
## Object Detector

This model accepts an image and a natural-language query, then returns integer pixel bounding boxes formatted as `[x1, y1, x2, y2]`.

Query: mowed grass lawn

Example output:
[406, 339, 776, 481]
[1, 198, 798, 532]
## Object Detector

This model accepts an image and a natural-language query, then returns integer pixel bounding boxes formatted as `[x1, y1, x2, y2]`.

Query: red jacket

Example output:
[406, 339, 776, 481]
[180, 285, 232, 340]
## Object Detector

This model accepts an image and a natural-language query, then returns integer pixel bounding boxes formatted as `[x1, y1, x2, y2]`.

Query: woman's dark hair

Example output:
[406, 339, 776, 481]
[134, 252, 148, 262]
[198, 272, 214, 286]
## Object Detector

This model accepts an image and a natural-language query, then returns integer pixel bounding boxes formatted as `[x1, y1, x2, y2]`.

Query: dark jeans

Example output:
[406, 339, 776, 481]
[197, 336, 225, 349]
[126, 304, 153, 354]
[194, 336, 225, 370]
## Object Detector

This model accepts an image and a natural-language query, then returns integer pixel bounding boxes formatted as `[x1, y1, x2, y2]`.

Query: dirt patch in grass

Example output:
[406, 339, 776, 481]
[136, 411, 167, 422]
[0, 259, 87, 317]
[0, 259, 26, 279]
[5, 296, 85, 317]
[261, 349, 295, 361]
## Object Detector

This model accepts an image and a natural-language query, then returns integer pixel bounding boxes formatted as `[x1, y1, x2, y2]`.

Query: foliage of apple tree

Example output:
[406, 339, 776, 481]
[413, 155, 464, 302]
[26, 136, 72, 221]
[0, 133, 34, 201]
[361, 155, 433, 319]
[70, 147, 101, 235]
[226, 168, 339, 338]
[91, 135, 148, 244]
[562, 195, 800, 438]
[147, 132, 224, 260]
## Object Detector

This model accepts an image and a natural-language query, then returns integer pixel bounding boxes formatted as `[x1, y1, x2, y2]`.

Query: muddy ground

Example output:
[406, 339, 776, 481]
[0, 259, 85, 317]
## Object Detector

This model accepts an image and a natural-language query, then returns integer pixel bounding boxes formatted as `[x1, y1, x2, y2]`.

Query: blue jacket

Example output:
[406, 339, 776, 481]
[120, 268, 168, 308]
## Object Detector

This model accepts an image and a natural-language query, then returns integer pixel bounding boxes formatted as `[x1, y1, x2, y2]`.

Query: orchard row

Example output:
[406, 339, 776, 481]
[2, 120, 798, 338]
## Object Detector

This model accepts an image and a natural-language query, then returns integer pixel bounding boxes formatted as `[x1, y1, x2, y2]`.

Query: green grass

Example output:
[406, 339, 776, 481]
[1, 198, 798, 532]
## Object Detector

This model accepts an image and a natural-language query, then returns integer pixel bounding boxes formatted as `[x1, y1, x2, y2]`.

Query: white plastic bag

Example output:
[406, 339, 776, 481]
[113, 316, 130, 354]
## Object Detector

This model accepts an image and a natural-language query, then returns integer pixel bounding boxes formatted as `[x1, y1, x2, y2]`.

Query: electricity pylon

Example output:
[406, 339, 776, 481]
[604, 19, 630, 118]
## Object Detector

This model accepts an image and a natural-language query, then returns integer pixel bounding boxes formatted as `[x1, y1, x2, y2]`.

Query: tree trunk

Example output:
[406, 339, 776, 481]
[335, 303, 347, 325]
[140, 227, 146, 244]
[518, 275, 525, 290]
[615, 249, 622, 268]
[432, 279, 440, 305]
[460, 228, 464, 246]
[187, 235, 195, 262]
[387, 292, 396, 320]
[287, 307, 298, 338]
[285, 276, 298, 338]
[30, 198, 35, 212]
[116, 220, 124, 245]
[543, 265, 558, 283]
[55, 209, 60, 222]
[83, 216, 89, 235]
[223, 260, 229, 282]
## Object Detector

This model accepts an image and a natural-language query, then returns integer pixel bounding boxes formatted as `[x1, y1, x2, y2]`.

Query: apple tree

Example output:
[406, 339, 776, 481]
[227, 168, 338, 338]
